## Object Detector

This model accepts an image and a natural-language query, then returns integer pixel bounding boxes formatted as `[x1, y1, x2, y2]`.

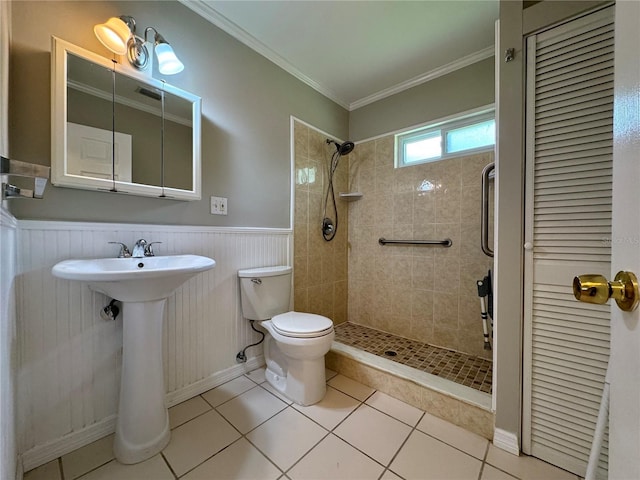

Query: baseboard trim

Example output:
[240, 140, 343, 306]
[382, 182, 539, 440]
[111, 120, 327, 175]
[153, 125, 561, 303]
[166, 355, 265, 407]
[21, 415, 117, 472]
[21, 356, 265, 472]
[493, 428, 520, 456]
[15, 455, 23, 480]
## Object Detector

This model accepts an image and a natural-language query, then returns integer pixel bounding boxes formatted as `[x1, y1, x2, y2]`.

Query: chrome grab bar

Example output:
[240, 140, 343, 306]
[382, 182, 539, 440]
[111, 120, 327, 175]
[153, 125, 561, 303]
[378, 238, 452, 247]
[481, 162, 495, 257]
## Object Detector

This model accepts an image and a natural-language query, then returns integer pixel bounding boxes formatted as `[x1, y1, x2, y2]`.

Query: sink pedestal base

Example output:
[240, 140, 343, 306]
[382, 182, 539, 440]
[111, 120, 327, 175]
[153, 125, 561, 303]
[114, 299, 170, 464]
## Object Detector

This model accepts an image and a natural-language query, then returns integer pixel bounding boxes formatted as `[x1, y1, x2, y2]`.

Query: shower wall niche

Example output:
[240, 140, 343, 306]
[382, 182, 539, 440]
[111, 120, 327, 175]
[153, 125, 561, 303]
[348, 135, 494, 359]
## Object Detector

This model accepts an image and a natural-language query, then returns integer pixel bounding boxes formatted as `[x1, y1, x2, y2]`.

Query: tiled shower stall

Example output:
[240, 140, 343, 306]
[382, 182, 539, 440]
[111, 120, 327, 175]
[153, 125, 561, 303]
[293, 118, 494, 363]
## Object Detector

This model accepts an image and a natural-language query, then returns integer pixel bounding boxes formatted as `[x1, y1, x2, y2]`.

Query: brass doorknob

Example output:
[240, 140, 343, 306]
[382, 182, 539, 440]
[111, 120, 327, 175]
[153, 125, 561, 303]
[573, 271, 639, 312]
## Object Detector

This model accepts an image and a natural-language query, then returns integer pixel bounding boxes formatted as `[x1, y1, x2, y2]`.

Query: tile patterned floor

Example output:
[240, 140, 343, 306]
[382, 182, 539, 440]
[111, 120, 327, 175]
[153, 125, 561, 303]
[25, 368, 579, 480]
[334, 322, 493, 394]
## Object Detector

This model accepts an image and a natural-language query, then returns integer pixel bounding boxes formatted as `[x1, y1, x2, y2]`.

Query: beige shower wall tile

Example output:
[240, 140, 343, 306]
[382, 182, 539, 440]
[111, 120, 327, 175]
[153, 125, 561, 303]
[394, 165, 416, 194]
[294, 256, 308, 290]
[459, 221, 484, 262]
[333, 280, 348, 324]
[307, 158, 324, 194]
[294, 122, 309, 158]
[356, 164, 376, 195]
[435, 183, 462, 223]
[294, 287, 309, 312]
[295, 191, 309, 225]
[411, 288, 434, 322]
[412, 256, 434, 290]
[412, 223, 437, 258]
[433, 291, 459, 328]
[435, 223, 461, 258]
[460, 151, 494, 187]
[375, 136, 394, 168]
[433, 256, 461, 293]
[433, 324, 459, 351]
[375, 163, 395, 193]
[393, 192, 414, 225]
[308, 129, 328, 162]
[435, 157, 462, 187]
[461, 183, 482, 223]
[294, 223, 308, 259]
[414, 191, 436, 225]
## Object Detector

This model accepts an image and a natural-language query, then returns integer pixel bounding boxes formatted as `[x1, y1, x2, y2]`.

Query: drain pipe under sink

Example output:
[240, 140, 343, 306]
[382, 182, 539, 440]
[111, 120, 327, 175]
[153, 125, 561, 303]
[585, 364, 610, 480]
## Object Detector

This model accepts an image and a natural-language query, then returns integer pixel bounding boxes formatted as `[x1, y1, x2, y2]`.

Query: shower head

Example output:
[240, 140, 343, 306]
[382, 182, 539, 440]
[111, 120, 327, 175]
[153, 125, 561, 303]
[326, 139, 355, 156]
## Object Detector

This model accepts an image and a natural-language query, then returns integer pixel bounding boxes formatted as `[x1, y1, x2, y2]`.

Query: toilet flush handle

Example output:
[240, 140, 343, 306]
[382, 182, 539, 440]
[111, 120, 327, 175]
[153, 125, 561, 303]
[251, 278, 262, 285]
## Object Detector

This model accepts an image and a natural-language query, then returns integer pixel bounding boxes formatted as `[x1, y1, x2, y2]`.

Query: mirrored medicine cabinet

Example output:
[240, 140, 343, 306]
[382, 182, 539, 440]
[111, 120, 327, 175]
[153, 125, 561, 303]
[51, 37, 202, 200]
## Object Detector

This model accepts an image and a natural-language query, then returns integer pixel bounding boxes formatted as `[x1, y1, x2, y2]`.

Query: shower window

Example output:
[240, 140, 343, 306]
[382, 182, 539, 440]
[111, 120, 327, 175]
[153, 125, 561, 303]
[396, 108, 495, 167]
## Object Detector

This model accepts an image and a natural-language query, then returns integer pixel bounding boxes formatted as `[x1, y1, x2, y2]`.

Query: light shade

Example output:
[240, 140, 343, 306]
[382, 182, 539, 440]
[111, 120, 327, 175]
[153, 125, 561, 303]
[155, 43, 184, 75]
[94, 17, 131, 55]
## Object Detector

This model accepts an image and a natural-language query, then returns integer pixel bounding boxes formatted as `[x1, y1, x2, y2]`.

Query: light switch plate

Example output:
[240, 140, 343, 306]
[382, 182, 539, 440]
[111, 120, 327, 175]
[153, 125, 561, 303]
[210, 196, 228, 215]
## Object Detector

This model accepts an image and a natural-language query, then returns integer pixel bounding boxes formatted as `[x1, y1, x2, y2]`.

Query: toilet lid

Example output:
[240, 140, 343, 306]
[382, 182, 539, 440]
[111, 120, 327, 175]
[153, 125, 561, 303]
[271, 312, 334, 338]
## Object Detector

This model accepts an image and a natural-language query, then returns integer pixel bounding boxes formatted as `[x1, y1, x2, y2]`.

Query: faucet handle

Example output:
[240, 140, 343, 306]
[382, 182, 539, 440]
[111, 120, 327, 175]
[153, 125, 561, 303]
[108, 242, 131, 258]
[145, 241, 162, 257]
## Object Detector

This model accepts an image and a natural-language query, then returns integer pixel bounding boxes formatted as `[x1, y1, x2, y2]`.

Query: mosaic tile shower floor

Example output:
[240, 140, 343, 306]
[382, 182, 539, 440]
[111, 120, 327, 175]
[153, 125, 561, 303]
[333, 322, 493, 394]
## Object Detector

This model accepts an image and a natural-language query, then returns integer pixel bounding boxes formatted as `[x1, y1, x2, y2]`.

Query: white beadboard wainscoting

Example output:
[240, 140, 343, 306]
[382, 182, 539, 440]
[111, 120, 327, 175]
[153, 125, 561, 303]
[1, 208, 19, 480]
[16, 220, 292, 471]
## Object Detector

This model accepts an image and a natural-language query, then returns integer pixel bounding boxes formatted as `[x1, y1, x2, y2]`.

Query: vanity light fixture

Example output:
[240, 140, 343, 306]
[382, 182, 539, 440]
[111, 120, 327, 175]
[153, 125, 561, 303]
[93, 15, 184, 75]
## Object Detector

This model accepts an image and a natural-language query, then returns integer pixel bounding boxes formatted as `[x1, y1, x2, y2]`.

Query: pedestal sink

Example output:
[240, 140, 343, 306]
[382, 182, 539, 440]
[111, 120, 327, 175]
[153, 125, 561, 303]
[52, 255, 216, 464]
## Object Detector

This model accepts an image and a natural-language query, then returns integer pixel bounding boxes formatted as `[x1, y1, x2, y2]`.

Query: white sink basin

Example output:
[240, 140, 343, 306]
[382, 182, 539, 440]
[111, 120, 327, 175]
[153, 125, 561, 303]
[51, 254, 215, 464]
[52, 254, 215, 302]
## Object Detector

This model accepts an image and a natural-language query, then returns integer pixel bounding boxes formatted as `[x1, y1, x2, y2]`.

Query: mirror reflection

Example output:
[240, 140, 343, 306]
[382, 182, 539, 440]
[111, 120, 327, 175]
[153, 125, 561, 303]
[53, 38, 201, 200]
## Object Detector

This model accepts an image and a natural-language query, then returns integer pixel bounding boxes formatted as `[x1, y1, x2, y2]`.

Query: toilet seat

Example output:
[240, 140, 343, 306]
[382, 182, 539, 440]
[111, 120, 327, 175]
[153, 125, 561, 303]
[271, 311, 334, 338]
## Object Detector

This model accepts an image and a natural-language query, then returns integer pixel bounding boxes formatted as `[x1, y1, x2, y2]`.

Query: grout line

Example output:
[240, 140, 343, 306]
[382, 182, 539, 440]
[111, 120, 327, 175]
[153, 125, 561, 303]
[159, 452, 178, 479]
[57, 457, 65, 480]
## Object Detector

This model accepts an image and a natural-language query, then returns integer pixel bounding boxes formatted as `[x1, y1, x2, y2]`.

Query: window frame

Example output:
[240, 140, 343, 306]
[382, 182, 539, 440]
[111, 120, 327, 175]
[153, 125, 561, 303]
[395, 108, 495, 168]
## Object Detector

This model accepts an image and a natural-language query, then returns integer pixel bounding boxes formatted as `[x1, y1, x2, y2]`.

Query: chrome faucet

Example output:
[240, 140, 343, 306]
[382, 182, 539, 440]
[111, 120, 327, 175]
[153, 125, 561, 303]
[132, 239, 148, 258]
[109, 242, 132, 258]
[132, 239, 162, 257]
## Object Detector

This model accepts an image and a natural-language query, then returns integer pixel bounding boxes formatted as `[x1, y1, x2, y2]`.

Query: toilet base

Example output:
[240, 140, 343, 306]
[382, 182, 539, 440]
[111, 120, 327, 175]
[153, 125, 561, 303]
[265, 358, 327, 406]
[263, 334, 328, 406]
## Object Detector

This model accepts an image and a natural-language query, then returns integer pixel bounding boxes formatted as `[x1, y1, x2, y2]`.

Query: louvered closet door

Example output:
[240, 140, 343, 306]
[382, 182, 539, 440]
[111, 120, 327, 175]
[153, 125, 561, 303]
[523, 6, 613, 479]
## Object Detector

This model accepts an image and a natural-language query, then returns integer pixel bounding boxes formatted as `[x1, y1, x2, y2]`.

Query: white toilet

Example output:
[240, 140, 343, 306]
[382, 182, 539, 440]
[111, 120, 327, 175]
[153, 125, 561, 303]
[238, 266, 335, 406]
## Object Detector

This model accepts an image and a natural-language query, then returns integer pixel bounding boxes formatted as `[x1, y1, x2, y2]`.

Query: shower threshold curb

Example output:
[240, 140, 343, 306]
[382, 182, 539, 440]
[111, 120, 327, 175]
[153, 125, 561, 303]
[331, 341, 492, 411]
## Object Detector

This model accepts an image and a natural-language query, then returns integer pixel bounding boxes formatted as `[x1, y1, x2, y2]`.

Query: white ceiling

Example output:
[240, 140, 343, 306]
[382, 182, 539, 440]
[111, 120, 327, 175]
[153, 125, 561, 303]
[182, 1, 499, 110]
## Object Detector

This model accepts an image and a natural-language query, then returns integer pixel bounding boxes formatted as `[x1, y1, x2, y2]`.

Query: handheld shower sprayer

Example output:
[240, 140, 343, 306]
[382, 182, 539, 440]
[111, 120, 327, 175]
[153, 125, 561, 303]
[322, 138, 355, 241]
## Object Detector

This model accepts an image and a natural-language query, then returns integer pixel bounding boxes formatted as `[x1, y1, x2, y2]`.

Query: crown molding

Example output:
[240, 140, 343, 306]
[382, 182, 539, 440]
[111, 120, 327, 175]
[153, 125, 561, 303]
[181, 1, 494, 112]
[180, 0, 349, 109]
[349, 46, 495, 111]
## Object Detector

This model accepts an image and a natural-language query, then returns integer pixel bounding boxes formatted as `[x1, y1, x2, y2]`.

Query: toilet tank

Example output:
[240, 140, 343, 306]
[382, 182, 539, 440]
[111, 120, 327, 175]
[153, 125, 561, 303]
[238, 266, 292, 320]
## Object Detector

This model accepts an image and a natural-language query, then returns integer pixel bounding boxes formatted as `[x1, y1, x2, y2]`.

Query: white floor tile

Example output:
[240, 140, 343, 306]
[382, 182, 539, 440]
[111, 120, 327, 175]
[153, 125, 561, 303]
[325, 368, 338, 381]
[217, 386, 288, 434]
[485, 445, 578, 480]
[247, 407, 328, 470]
[61, 434, 114, 480]
[380, 469, 403, 480]
[334, 404, 412, 465]
[327, 374, 375, 401]
[246, 367, 267, 384]
[261, 380, 294, 404]
[74, 455, 173, 480]
[24, 460, 61, 480]
[182, 438, 281, 480]
[288, 434, 385, 480]
[417, 412, 489, 459]
[163, 409, 241, 476]
[481, 464, 519, 480]
[293, 386, 360, 430]
[202, 376, 257, 407]
[365, 391, 424, 426]
[169, 395, 211, 429]
[389, 430, 482, 480]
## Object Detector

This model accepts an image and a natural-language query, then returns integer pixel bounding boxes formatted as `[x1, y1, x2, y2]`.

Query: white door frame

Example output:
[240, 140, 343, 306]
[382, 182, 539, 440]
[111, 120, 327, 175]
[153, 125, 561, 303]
[609, 1, 640, 477]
